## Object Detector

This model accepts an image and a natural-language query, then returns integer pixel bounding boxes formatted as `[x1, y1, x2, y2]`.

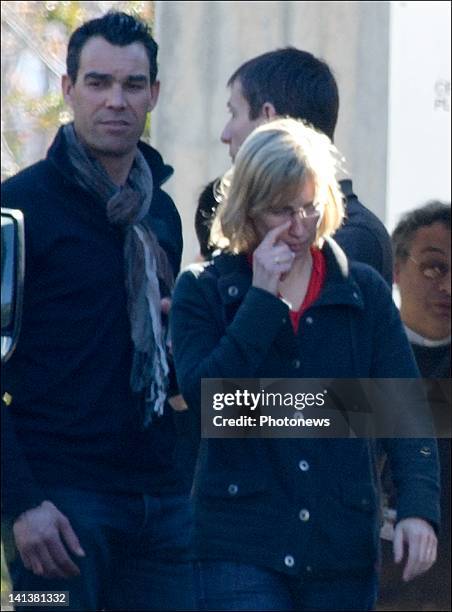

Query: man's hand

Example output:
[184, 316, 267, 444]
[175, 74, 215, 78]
[393, 517, 437, 582]
[13, 500, 85, 579]
[252, 221, 294, 296]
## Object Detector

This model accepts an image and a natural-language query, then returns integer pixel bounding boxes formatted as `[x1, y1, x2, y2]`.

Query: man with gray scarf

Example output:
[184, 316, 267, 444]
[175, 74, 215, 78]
[1, 12, 194, 611]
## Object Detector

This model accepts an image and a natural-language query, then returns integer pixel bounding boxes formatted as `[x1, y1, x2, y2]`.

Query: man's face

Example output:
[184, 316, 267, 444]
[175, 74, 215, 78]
[62, 36, 159, 161]
[221, 79, 267, 161]
[395, 222, 451, 340]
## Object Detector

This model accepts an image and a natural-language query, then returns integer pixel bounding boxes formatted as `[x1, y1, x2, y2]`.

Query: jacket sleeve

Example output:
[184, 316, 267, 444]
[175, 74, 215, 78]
[170, 268, 289, 414]
[366, 272, 441, 531]
[1, 401, 46, 522]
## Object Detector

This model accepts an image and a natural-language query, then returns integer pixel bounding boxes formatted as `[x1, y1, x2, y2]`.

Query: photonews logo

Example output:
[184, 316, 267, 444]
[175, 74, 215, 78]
[212, 389, 326, 411]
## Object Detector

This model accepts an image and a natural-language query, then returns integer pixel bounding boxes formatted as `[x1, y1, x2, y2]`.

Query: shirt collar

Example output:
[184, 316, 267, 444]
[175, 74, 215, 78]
[404, 324, 451, 347]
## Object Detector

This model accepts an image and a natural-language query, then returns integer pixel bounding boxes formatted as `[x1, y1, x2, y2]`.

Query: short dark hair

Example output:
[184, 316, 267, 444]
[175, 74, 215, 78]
[66, 11, 158, 84]
[392, 200, 451, 261]
[228, 47, 339, 140]
[195, 181, 220, 258]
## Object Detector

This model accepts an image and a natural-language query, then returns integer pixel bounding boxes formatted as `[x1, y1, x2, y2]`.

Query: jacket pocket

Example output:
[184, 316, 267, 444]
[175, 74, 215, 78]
[341, 481, 378, 513]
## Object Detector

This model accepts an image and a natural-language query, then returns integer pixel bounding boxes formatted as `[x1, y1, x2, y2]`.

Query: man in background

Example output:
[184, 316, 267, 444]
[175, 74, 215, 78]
[1, 12, 193, 611]
[393, 201, 450, 377]
[195, 47, 393, 286]
[379, 200, 450, 610]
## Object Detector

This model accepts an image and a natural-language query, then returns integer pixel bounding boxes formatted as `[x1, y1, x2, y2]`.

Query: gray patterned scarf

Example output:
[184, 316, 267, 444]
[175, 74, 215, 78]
[63, 123, 173, 426]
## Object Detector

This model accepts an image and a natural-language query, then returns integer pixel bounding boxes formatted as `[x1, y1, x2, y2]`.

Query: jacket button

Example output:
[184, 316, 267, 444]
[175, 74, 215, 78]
[284, 555, 295, 568]
[306, 565, 312, 573]
[298, 460, 310, 472]
[228, 484, 239, 495]
[228, 286, 239, 297]
[420, 446, 431, 457]
[305, 316, 313, 325]
[292, 359, 301, 369]
[299, 509, 310, 522]
[353, 292, 359, 300]
[2, 392, 12, 406]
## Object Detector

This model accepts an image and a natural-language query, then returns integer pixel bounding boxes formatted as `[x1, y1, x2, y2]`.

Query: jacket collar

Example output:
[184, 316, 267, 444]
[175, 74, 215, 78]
[214, 252, 252, 305]
[137, 140, 173, 187]
[212, 238, 364, 311]
[339, 178, 355, 199]
[47, 124, 173, 189]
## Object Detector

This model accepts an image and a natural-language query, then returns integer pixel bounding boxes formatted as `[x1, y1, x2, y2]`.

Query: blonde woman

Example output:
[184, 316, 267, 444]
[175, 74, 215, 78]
[171, 118, 439, 611]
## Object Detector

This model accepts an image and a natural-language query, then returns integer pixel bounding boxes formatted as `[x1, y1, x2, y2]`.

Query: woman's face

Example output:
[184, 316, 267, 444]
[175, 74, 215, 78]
[253, 177, 321, 258]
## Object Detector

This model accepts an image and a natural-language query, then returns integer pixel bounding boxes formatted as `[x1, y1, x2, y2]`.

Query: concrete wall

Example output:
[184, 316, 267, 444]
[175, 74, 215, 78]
[385, 1, 451, 232]
[153, 0, 390, 265]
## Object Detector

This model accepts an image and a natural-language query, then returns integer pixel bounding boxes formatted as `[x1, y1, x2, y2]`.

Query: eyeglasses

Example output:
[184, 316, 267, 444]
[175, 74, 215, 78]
[267, 203, 321, 221]
[408, 255, 450, 281]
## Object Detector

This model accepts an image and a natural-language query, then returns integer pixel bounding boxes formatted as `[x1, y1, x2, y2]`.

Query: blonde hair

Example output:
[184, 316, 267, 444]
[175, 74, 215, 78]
[211, 117, 345, 253]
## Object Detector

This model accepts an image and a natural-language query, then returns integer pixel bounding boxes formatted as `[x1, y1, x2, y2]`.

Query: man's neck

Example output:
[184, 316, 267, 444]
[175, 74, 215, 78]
[401, 309, 451, 343]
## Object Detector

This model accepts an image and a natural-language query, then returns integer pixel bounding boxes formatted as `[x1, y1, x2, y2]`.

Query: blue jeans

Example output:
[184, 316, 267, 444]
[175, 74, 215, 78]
[6, 487, 195, 611]
[196, 560, 378, 611]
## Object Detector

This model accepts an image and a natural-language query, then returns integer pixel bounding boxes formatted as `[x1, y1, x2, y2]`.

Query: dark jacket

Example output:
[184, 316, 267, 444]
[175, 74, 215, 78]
[1, 127, 185, 521]
[379, 343, 450, 608]
[195, 178, 393, 286]
[335, 179, 393, 286]
[170, 240, 440, 578]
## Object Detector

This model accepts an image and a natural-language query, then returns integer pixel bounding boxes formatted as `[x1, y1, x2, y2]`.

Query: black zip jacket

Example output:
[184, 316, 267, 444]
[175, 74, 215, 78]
[1, 127, 186, 521]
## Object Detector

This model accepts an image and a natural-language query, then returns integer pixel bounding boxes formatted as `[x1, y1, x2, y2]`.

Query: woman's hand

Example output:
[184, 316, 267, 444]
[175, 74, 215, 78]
[393, 517, 438, 581]
[252, 221, 294, 295]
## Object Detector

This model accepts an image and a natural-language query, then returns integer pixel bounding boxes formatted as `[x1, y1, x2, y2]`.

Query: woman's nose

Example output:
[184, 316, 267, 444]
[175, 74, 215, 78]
[289, 212, 307, 236]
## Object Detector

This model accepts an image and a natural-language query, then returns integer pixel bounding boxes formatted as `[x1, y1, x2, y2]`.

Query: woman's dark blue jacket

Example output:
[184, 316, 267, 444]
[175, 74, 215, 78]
[170, 239, 440, 579]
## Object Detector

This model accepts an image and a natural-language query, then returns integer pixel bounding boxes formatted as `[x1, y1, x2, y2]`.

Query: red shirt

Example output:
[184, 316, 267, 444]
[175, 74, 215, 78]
[247, 248, 326, 333]
[288, 248, 326, 333]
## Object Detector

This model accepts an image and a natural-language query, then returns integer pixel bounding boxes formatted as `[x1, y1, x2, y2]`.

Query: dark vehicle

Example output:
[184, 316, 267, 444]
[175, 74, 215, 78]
[1, 208, 25, 363]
